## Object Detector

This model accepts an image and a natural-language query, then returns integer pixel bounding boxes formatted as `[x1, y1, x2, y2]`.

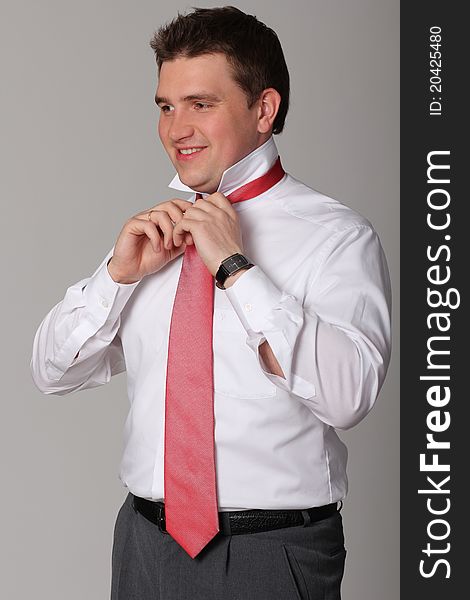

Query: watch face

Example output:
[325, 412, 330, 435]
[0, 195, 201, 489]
[224, 254, 248, 273]
[216, 254, 253, 289]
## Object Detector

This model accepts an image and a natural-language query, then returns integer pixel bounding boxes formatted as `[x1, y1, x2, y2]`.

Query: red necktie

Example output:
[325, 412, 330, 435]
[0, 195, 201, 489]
[164, 157, 285, 558]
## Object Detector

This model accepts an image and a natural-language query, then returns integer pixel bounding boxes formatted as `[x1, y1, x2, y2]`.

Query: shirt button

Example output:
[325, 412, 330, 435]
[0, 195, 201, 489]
[244, 303, 252, 312]
[100, 297, 109, 309]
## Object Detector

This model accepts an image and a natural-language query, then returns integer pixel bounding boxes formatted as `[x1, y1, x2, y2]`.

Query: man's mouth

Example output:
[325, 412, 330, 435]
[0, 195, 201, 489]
[176, 147, 206, 161]
[179, 147, 203, 155]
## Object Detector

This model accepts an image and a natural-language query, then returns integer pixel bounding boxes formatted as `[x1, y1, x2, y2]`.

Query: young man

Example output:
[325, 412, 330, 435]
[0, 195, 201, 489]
[31, 7, 391, 599]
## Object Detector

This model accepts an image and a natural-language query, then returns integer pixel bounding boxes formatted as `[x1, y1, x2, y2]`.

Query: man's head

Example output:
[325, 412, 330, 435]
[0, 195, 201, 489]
[150, 6, 290, 193]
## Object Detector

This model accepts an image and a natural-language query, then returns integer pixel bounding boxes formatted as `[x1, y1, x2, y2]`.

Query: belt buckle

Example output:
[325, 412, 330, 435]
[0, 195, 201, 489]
[157, 504, 167, 533]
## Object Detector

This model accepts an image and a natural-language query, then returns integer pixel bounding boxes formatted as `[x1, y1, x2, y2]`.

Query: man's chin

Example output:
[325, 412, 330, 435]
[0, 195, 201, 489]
[178, 173, 219, 194]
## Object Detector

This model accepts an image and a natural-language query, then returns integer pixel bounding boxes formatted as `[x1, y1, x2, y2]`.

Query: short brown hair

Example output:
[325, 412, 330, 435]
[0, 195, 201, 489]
[150, 6, 290, 134]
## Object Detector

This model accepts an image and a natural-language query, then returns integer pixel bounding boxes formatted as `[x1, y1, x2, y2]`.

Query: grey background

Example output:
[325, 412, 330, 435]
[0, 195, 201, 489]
[0, 0, 399, 598]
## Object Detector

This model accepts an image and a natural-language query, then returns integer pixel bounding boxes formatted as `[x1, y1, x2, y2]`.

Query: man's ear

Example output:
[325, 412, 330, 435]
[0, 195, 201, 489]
[257, 88, 281, 134]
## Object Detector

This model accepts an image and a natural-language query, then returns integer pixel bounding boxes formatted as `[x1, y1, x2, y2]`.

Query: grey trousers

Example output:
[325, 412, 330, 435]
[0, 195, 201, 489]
[111, 493, 346, 600]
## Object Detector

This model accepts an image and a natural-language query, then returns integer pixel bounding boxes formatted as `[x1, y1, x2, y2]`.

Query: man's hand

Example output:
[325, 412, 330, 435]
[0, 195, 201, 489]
[172, 192, 244, 275]
[108, 198, 194, 284]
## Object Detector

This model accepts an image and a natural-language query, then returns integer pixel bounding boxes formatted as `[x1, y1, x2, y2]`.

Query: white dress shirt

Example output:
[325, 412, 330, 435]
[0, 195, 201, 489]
[31, 137, 391, 510]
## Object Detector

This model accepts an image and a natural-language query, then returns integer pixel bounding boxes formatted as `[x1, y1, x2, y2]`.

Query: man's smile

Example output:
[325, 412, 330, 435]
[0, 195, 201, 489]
[175, 146, 207, 161]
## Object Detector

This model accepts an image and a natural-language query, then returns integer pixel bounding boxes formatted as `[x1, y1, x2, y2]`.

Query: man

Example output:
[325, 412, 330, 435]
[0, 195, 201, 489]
[31, 6, 391, 599]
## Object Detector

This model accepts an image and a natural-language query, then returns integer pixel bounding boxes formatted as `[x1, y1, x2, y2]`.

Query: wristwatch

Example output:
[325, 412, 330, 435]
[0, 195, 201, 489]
[215, 253, 254, 290]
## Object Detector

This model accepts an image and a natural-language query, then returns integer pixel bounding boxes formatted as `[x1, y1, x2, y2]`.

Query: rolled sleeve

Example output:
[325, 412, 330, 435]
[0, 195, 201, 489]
[225, 266, 317, 400]
[224, 224, 391, 430]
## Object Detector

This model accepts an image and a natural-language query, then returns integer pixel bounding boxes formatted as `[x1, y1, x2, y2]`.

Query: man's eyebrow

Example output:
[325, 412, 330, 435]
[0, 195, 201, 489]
[155, 93, 221, 105]
[182, 93, 221, 102]
[155, 95, 169, 106]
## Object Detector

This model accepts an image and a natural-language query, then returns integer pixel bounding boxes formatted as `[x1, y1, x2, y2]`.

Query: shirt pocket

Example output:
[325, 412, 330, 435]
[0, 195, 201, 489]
[213, 308, 276, 399]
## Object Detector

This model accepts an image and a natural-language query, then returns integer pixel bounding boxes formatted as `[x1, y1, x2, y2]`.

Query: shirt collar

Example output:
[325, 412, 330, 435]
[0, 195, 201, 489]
[167, 136, 279, 198]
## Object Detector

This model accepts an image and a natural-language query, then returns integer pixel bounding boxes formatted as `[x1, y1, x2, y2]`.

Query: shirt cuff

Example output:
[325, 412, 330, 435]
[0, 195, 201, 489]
[82, 259, 140, 329]
[224, 265, 284, 333]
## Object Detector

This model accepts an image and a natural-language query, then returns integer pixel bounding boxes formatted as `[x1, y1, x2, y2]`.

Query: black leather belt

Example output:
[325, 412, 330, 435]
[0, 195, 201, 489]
[132, 494, 338, 536]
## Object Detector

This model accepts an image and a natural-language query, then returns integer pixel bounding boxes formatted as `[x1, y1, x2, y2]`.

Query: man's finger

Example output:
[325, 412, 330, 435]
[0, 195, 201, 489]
[183, 205, 212, 221]
[147, 211, 175, 249]
[127, 218, 163, 253]
[136, 199, 193, 223]
[201, 192, 234, 212]
[172, 217, 198, 247]
[192, 198, 217, 214]
[168, 198, 194, 210]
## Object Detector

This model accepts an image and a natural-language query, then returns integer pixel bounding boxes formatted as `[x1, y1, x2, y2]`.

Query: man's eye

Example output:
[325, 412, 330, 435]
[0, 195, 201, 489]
[194, 102, 211, 110]
[160, 105, 174, 113]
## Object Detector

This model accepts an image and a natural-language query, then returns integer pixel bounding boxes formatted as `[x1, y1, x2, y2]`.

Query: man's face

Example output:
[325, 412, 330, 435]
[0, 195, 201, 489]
[156, 53, 266, 193]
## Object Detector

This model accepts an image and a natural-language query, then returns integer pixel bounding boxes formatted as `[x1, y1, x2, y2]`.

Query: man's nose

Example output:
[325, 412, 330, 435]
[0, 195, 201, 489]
[168, 110, 195, 142]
